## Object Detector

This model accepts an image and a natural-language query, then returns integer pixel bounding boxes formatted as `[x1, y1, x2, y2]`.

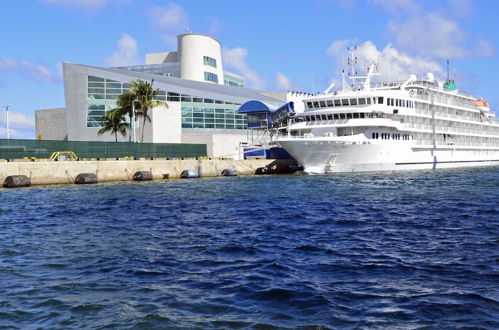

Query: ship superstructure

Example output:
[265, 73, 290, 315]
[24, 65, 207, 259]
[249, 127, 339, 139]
[278, 64, 499, 172]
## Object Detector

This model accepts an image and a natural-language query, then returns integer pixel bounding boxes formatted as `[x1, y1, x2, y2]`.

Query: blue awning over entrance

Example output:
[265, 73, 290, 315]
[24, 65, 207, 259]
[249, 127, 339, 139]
[237, 100, 271, 114]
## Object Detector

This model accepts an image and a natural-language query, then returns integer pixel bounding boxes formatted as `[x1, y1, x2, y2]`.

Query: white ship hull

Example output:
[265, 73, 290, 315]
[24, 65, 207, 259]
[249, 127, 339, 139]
[278, 138, 499, 173]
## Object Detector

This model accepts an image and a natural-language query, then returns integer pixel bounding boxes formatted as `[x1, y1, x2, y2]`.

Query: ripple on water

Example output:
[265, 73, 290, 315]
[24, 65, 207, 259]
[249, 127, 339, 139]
[0, 168, 498, 328]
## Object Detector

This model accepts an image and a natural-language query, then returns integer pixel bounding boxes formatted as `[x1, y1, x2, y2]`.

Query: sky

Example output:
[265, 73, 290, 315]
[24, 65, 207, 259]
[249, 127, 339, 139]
[1, 0, 498, 139]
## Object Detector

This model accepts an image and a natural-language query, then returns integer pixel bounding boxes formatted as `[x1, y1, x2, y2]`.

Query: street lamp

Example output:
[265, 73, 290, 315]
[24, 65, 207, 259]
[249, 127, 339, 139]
[132, 99, 138, 143]
[1, 105, 11, 139]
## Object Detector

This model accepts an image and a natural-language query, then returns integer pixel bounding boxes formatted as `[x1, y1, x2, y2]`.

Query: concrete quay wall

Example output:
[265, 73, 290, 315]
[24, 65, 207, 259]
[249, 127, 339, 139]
[0, 159, 296, 186]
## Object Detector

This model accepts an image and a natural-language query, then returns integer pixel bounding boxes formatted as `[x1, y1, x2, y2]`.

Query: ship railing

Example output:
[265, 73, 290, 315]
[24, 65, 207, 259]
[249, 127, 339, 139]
[405, 81, 473, 98]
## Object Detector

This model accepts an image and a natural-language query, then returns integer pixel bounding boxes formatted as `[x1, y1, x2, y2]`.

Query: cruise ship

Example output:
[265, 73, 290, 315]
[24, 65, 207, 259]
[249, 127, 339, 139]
[278, 65, 499, 173]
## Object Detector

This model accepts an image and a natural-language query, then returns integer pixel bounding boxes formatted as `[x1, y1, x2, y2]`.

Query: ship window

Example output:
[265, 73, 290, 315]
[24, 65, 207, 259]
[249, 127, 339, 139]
[319, 101, 326, 107]
[353, 113, 359, 118]
[333, 114, 339, 119]
[372, 132, 379, 139]
[321, 114, 327, 120]
[350, 98, 357, 105]
[313, 101, 319, 108]
[346, 113, 353, 119]
[334, 99, 341, 106]
[306, 102, 313, 109]
[378, 97, 384, 104]
[327, 114, 333, 120]
[360, 113, 365, 118]
[367, 98, 371, 104]
[340, 113, 346, 119]
[402, 100, 406, 107]
[326, 100, 333, 107]
[342, 99, 349, 106]
[358, 98, 366, 105]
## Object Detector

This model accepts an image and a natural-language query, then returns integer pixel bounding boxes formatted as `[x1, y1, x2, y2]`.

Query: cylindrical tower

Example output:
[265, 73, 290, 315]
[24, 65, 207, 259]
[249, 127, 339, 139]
[177, 34, 224, 84]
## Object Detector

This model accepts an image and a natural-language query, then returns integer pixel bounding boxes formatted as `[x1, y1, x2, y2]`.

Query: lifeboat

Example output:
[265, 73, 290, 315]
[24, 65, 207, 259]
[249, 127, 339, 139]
[473, 98, 490, 108]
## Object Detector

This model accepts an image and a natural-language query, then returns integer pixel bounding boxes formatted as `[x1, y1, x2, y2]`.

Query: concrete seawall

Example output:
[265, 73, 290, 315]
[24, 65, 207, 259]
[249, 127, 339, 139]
[0, 159, 297, 186]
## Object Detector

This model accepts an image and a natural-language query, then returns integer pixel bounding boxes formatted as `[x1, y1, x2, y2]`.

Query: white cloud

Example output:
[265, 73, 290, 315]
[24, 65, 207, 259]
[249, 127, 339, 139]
[0, 58, 62, 83]
[370, 0, 419, 14]
[275, 72, 292, 90]
[147, 2, 189, 45]
[326, 39, 353, 57]
[316, 0, 357, 8]
[0, 128, 18, 138]
[387, 13, 493, 59]
[39, 0, 129, 10]
[368, 0, 494, 59]
[326, 40, 442, 82]
[207, 18, 223, 36]
[102, 34, 139, 67]
[0, 110, 35, 130]
[222, 47, 266, 90]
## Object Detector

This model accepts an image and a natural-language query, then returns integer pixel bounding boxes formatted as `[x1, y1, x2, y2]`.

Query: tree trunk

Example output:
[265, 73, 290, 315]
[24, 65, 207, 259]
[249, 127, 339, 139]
[141, 119, 146, 143]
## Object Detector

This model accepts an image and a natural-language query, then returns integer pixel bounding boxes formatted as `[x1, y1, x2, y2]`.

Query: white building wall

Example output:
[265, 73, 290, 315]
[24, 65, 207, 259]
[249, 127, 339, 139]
[181, 130, 249, 159]
[178, 34, 224, 84]
[35, 108, 67, 140]
[140, 103, 181, 143]
[145, 52, 178, 65]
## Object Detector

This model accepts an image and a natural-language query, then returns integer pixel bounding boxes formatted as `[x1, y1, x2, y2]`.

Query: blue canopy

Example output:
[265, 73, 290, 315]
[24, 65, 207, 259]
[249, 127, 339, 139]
[238, 100, 271, 114]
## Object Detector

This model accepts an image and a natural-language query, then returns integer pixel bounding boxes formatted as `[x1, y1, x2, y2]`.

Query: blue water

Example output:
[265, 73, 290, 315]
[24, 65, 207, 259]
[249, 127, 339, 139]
[1, 167, 498, 329]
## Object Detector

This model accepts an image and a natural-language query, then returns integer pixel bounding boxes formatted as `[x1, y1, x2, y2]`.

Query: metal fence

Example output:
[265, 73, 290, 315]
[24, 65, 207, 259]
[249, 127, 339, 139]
[0, 139, 207, 160]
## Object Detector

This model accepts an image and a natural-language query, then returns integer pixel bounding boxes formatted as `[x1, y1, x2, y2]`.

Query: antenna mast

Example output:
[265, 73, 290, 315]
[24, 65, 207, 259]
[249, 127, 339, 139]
[446, 59, 449, 81]
[347, 46, 357, 77]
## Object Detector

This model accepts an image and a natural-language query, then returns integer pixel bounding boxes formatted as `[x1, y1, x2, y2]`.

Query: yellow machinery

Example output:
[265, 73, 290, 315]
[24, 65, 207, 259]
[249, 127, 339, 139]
[49, 151, 78, 161]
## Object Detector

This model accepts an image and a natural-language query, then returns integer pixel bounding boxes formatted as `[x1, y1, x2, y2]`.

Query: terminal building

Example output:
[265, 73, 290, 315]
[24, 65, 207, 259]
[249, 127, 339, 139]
[36, 33, 309, 159]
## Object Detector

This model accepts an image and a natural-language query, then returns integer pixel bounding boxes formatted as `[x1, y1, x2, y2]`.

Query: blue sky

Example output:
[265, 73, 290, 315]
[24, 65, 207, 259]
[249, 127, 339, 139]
[1, 0, 498, 139]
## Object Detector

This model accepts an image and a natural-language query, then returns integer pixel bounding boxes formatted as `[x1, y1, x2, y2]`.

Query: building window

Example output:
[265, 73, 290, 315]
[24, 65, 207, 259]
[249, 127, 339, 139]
[224, 80, 243, 88]
[204, 72, 218, 83]
[203, 56, 217, 68]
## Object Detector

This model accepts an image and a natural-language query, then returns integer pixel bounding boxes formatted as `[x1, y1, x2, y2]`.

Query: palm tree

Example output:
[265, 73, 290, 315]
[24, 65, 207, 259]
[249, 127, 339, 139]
[115, 91, 135, 142]
[98, 109, 130, 142]
[130, 79, 167, 142]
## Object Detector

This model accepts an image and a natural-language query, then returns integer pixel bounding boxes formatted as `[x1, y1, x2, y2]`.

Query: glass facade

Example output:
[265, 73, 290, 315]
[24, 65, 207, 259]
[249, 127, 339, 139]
[87, 75, 246, 130]
[87, 76, 134, 127]
[203, 56, 217, 68]
[204, 72, 218, 83]
[223, 74, 244, 88]
[181, 100, 245, 129]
